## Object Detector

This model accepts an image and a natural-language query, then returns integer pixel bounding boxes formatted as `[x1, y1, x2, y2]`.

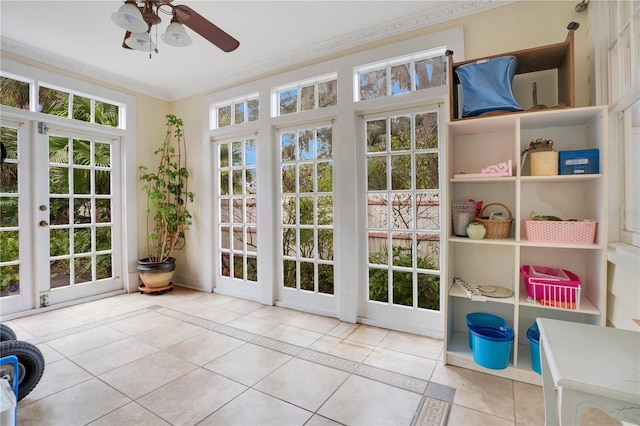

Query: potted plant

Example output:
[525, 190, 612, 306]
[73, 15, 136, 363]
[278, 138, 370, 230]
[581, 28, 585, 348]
[137, 114, 193, 289]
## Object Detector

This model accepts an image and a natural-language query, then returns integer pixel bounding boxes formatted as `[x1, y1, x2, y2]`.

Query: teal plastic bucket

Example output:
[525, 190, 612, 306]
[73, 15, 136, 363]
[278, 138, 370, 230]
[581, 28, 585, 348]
[466, 313, 509, 348]
[527, 322, 541, 374]
[469, 324, 514, 369]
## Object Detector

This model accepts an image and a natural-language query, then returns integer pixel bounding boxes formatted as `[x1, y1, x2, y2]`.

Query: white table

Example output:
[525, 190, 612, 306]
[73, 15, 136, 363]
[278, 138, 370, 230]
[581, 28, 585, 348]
[537, 318, 640, 426]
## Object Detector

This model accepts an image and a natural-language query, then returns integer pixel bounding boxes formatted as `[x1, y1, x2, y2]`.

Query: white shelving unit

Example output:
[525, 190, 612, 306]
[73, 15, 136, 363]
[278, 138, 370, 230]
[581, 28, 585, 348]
[444, 106, 608, 385]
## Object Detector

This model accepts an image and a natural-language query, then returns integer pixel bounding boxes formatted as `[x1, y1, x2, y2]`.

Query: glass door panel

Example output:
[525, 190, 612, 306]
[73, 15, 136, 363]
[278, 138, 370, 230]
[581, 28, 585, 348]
[34, 128, 122, 307]
[277, 124, 336, 314]
[0, 123, 33, 314]
[362, 106, 444, 336]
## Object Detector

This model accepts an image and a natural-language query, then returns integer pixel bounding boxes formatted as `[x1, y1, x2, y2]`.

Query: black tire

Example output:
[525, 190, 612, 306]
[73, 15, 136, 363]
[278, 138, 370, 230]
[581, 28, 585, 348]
[0, 324, 17, 341]
[0, 340, 46, 401]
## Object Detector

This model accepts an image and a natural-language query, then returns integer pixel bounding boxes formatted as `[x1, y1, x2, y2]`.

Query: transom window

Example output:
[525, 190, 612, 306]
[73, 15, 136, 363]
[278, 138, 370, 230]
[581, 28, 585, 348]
[355, 47, 447, 101]
[0, 74, 121, 128]
[212, 94, 259, 129]
[273, 74, 338, 117]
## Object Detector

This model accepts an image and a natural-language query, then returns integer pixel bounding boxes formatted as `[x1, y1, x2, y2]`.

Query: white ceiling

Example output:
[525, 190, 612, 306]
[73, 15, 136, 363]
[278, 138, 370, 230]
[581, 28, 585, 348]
[1, 1, 510, 101]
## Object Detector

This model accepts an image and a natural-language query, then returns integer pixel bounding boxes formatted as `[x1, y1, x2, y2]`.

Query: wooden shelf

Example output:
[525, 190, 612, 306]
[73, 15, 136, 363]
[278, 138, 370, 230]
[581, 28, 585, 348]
[448, 22, 578, 121]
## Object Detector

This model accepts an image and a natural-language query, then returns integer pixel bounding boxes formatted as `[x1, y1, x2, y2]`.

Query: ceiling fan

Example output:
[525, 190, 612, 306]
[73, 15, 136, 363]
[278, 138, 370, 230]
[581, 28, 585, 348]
[111, 0, 239, 56]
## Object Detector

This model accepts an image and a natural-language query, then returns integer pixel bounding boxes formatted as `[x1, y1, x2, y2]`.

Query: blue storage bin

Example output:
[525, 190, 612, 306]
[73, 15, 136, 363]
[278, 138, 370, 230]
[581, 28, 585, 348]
[454, 56, 522, 118]
[527, 322, 542, 374]
[466, 312, 508, 349]
[468, 324, 514, 370]
[559, 149, 599, 175]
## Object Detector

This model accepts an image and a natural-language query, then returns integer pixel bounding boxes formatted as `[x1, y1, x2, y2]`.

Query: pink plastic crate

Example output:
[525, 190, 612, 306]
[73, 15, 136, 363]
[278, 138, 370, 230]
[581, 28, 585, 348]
[525, 220, 596, 244]
[520, 265, 581, 309]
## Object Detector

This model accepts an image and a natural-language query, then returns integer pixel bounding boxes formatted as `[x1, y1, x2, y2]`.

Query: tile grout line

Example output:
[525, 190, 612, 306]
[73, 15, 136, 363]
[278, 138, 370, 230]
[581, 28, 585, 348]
[24, 302, 453, 424]
[156, 306, 439, 397]
[23, 307, 153, 344]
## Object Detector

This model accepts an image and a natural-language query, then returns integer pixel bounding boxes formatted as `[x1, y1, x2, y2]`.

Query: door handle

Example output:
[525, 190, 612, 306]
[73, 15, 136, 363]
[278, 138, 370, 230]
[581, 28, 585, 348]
[39, 220, 48, 227]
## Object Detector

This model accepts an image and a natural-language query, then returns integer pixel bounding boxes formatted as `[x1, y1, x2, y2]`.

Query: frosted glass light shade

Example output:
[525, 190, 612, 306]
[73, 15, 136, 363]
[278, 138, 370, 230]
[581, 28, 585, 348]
[161, 22, 192, 47]
[124, 32, 156, 51]
[111, 2, 147, 33]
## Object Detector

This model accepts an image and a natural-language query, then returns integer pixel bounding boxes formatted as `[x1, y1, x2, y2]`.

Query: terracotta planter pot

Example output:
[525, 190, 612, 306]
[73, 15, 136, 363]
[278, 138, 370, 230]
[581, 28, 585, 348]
[137, 258, 176, 289]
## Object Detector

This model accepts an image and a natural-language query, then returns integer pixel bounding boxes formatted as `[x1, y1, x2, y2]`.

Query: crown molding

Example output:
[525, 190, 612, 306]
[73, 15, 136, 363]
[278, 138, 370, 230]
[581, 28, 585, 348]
[2, 0, 515, 102]
[169, 0, 516, 100]
[1, 37, 171, 101]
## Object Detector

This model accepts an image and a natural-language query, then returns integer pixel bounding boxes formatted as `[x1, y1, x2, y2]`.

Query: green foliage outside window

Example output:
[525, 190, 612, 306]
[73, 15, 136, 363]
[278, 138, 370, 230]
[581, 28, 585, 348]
[368, 245, 440, 310]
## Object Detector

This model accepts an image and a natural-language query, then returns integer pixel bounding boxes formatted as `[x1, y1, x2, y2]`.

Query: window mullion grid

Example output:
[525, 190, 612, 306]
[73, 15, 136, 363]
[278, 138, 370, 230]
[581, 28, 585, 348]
[410, 60, 417, 92]
[384, 117, 392, 279]
[31, 81, 39, 112]
[386, 118, 394, 304]
[68, 93, 74, 119]
[410, 120, 418, 307]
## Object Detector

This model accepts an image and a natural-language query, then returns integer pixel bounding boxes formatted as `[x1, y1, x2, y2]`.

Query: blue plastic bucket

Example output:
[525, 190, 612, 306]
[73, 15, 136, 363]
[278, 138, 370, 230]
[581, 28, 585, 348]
[527, 322, 541, 374]
[469, 324, 514, 370]
[466, 312, 509, 348]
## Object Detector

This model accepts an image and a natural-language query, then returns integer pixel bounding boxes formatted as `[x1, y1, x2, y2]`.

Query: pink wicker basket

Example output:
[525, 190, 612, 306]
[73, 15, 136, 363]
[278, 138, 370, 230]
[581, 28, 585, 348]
[524, 220, 596, 244]
[520, 265, 581, 308]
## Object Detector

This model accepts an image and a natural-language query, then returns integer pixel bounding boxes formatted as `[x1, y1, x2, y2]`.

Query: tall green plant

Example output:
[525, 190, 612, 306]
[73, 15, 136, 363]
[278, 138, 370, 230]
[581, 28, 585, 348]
[139, 115, 193, 262]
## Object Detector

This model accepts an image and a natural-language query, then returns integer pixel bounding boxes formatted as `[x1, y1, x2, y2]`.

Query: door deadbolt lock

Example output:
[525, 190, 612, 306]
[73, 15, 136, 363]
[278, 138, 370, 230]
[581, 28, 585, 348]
[39, 220, 48, 227]
[39, 205, 47, 211]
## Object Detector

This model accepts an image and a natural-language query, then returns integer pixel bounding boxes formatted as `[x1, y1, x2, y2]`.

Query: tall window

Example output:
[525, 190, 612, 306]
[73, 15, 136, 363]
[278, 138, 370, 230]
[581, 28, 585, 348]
[280, 125, 334, 294]
[601, 0, 640, 247]
[217, 138, 258, 281]
[365, 109, 441, 309]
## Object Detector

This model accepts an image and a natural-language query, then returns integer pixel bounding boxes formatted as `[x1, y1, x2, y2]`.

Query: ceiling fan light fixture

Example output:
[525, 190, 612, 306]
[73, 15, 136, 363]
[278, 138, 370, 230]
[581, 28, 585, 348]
[124, 31, 156, 51]
[161, 21, 192, 47]
[111, 1, 147, 33]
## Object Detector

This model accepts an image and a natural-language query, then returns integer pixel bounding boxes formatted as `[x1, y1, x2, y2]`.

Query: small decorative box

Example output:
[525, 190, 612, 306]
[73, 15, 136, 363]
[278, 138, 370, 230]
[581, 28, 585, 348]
[559, 149, 599, 175]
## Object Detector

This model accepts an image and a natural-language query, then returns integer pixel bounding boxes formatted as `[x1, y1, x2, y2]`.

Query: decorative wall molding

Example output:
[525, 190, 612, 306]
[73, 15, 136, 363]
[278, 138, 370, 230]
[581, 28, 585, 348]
[1, 0, 514, 102]
[1, 38, 164, 99]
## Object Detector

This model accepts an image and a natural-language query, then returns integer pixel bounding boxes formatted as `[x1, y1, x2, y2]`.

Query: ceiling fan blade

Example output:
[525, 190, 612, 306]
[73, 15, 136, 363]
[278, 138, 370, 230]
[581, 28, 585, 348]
[174, 5, 239, 53]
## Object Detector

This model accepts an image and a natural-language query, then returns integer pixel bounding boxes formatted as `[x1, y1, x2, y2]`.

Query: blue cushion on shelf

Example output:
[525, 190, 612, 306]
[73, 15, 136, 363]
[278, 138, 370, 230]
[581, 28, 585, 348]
[455, 56, 522, 118]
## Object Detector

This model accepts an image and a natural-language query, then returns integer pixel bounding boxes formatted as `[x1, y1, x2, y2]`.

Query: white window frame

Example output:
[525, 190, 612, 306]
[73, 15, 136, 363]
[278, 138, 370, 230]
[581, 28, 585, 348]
[203, 26, 464, 329]
[592, 0, 640, 273]
[353, 46, 448, 102]
[0, 58, 139, 297]
[1, 73, 126, 129]
[210, 93, 259, 130]
[271, 73, 338, 117]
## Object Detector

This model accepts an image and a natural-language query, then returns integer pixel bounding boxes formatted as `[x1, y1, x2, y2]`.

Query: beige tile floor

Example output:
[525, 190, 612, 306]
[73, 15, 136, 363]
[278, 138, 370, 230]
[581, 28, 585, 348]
[2, 286, 620, 426]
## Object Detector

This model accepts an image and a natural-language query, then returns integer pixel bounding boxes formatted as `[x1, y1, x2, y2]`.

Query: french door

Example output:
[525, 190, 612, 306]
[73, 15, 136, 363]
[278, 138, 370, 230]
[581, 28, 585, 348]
[214, 136, 261, 300]
[359, 104, 445, 337]
[276, 123, 337, 316]
[1, 119, 123, 316]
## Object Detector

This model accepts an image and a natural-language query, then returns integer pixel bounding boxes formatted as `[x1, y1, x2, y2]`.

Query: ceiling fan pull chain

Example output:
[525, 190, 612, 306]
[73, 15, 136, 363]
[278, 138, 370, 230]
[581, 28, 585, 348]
[153, 3, 159, 56]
